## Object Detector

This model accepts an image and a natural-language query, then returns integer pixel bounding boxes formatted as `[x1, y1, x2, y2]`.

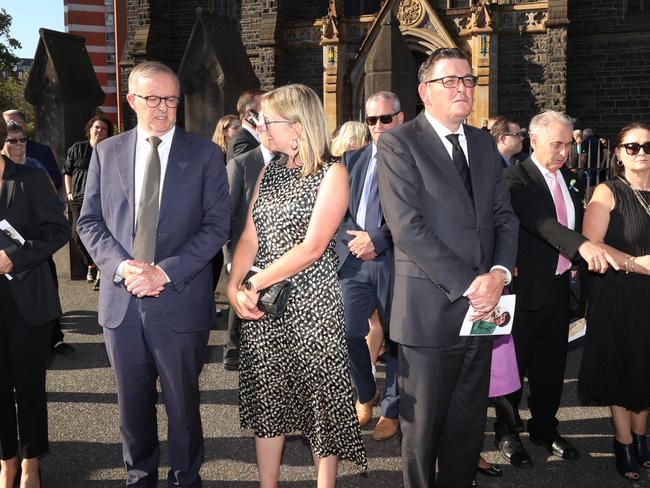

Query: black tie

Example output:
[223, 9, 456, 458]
[132, 136, 162, 263]
[445, 134, 473, 199]
[364, 155, 381, 230]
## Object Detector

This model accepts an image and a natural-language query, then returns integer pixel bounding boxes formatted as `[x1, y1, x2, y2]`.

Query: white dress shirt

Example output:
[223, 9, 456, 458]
[530, 154, 576, 231]
[355, 144, 381, 229]
[134, 125, 175, 224]
[423, 111, 512, 287]
[260, 143, 275, 166]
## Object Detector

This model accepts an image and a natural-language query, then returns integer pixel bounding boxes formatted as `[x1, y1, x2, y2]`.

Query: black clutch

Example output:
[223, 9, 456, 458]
[245, 269, 291, 318]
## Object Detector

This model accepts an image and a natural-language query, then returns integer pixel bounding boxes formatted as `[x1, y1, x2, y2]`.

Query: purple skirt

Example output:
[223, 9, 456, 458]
[489, 334, 521, 398]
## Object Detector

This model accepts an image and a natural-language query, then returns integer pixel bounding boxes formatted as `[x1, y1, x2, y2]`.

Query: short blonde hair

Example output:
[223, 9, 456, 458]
[212, 114, 239, 153]
[330, 121, 369, 157]
[261, 84, 330, 177]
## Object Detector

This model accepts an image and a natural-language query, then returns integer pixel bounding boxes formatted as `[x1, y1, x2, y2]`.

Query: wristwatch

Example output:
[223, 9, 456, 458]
[243, 280, 254, 291]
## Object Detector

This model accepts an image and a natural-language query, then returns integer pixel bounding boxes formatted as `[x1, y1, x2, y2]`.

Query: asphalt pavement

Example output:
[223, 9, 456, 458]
[40, 246, 644, 487]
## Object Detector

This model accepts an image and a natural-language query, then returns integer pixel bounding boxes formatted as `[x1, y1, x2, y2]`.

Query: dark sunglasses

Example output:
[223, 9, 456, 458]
[366, 112, 400, 126]
[619, 142, 650, 155]
[5, 137, 28, 144]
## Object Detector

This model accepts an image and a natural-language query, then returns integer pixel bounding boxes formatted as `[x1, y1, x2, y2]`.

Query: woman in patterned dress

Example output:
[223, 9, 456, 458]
[227, 84, 366, 487]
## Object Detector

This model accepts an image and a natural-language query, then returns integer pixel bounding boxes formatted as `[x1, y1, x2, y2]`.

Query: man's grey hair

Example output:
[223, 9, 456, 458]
[365, 91, 401, 113]
[128, 61, 179, 93]
[3, 109, 28, 124]
[529, 110, 574, 136]
[6, 120, 24, 134]
[582, 128, 594, 138]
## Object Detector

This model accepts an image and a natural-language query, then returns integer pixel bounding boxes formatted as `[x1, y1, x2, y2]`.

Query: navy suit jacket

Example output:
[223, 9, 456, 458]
[26, 139, 62, 190]
[335, 143, 393, 271]
[77, 126, 230, 331]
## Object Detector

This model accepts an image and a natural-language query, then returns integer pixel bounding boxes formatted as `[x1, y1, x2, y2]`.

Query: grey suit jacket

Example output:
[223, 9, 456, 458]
[224, 146, 265, 263]
[377, 112, 518, 347]
[78, 126, 230, 331]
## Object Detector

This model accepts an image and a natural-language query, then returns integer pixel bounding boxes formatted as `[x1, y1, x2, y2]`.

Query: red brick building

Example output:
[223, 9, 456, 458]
[63, 0, 126, 125]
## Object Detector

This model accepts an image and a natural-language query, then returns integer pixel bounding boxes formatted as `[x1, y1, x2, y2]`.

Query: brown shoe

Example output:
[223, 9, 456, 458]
[372, 416, 400, 441]
[355, 390, 380, 427]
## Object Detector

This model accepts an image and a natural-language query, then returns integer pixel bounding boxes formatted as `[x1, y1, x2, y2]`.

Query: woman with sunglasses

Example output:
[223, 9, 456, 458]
[1, 122, 53, 189]
[579, 122, 650, 481]
[0, 117, 70, 488]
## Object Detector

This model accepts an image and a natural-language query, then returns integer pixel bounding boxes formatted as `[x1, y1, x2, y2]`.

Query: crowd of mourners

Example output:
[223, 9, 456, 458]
[1, 47, 649, 488]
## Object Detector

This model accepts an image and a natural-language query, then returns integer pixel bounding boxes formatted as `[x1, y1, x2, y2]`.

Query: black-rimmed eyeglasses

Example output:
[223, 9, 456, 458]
[424, 76, 479, 89]
[366, 112, 400, 126]
[5, 137, 28, 144]
[133, 94, 180, 108]
[619, 142, 650, 155]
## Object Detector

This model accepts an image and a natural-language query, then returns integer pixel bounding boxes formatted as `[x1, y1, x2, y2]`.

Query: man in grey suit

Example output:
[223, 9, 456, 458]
[377, 48, 519, 488]
[222, 128, 275, 370]
[225, 89, 264, 163]
[78, 61, 229, 487]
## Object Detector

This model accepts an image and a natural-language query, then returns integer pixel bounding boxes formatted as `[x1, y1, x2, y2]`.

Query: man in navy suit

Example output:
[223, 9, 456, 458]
[78, 61, 229, 487]
[336, 91, 402, 441]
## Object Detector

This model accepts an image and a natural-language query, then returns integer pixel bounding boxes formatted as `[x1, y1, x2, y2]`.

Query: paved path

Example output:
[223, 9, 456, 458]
[42, 247, 643, 487]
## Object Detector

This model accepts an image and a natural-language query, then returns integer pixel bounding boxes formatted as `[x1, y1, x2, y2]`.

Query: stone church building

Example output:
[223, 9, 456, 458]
[118, 0, 650, 139]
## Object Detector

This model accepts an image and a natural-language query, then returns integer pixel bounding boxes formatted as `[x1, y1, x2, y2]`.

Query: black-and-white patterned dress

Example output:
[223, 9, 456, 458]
[239, 158, 367, 469]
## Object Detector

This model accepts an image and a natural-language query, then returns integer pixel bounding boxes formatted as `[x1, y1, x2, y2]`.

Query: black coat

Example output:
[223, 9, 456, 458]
[0, 156, 70, 326]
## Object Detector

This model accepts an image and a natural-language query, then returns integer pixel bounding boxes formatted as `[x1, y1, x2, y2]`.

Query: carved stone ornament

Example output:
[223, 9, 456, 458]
[469, 0, 493, 31]
[397, 0, 425, 28]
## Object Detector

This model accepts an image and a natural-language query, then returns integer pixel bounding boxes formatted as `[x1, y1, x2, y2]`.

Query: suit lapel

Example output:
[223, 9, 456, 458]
[0, 156, 16, 217]
[158, 127, 190, 222]
[115, 129, 137, 211]
[561, 166, 584, 228]
[465, 126, 485, 212]
[349, 144, 374, 219]
[522, 158, 556, 215]
[413, 114, 474, 208]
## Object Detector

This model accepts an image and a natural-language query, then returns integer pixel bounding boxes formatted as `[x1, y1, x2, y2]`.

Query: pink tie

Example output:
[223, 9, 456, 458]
[546, 171, 571, 275]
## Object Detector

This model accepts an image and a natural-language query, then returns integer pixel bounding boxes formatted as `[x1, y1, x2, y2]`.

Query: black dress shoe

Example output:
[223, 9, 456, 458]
[477, 463, 503, 477]
[53, 341, 75, 355]
[496, 434, 533, 468]
[529, 434, 580, 460]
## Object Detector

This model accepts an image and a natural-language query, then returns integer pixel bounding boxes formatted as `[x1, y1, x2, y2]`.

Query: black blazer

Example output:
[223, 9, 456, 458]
[226, 126, 259, 163]
[224, 146, 265, 263]
[335, 143, 393, 271]
[378, 113, 518, 347]
[504, 157, 587, 311]
[0, 156, 70, 326]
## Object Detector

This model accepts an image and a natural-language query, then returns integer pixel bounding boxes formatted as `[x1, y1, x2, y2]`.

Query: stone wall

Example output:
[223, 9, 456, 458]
[567, 1, 650, 140]
[497, 32, 548, 127]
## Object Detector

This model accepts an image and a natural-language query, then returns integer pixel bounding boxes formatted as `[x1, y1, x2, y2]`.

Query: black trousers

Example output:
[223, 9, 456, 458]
[398, 337, 492, 488]
[68, 198, 94, 267]
[495, 274, 570, 438]
[0, 278, 54, 460]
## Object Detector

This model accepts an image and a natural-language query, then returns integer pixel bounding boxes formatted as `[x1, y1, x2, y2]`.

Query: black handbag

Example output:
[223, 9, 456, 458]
[245, 269, 291, 318]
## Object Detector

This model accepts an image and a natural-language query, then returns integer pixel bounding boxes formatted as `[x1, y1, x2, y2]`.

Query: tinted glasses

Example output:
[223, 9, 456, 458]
[620, 142, 650, 155]
[5, 137, 28, 144]
[366, 112, 400, 126]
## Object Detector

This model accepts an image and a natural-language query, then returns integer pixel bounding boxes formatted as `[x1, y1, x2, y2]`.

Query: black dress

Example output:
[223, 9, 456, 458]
[239, 159, 367, 469]
[579, 179, 650, 410]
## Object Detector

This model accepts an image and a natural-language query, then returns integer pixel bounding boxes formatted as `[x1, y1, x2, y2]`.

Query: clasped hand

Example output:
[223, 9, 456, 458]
[0, 250, 13, 274]
[123, 260, 167, 298]
[347, 230, 376, 260]
[466, 270, 505, 321]
[227, 285, 264, 321]
[578, 241, 618, 273]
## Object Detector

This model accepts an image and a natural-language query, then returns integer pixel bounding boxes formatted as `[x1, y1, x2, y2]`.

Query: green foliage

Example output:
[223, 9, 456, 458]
[0, 8, 34, 135]
[0, 8, 21, 79]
